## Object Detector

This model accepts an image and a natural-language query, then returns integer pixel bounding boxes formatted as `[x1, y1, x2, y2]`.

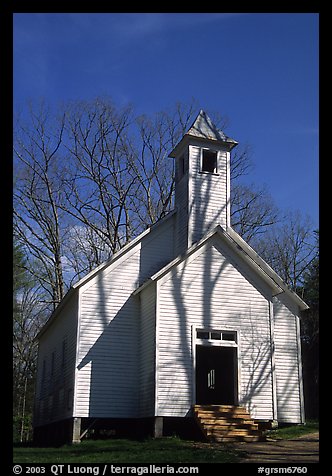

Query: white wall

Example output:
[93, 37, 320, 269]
[34, 293, 78, 427]
[273, 294, 304, 423]
[75, 216, 175, 418]
[156, 235, 275, 420]
[139, 284, 157, 417]
[189, 144, 228, 245]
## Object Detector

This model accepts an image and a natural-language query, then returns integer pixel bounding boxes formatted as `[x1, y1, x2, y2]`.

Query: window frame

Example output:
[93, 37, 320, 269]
[200, 148, 218, 174]
[177, 153, 188, 181]
[195, 328, 238, 346]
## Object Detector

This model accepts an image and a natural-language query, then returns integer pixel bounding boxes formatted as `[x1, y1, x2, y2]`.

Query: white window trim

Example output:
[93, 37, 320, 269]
[195, 328, 238, 347]
[200, 148, 219, 175]
[192, 326, 241, 406]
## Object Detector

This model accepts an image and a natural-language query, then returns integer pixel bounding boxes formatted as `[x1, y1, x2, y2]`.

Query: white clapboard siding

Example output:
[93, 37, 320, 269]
[75, 215, 175, 419]
[175, 171, 189, 255]
[34, 293, 78, 427]
[156, 236, 274, 420]
[273, 294, 303, 423]
[139, 284, 157, 417]
[189, 145, 228, 245]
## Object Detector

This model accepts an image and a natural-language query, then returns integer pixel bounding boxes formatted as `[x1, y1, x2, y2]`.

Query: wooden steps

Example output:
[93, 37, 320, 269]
[194, 405, 264, 443]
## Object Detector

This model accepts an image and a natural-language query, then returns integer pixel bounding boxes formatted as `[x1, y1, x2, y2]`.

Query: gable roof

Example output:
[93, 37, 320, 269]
[72, 209, 176, 291]
[169, 110, 238, 157]
[134, 225, 309, 311]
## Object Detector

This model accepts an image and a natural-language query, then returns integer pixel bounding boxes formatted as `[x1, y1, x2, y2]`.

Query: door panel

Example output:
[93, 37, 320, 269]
[196, 345, 237, 405]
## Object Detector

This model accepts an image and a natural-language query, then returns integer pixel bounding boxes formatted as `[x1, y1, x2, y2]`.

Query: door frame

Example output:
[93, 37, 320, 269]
[192, 326, 241, 406]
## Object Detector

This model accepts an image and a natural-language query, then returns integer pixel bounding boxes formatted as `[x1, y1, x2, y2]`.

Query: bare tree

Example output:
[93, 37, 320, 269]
[60, 99, 201, 263]
[14, 98, 284, 291]
[62, 224, 113, 286]
[129, 102, 199, 228]
[252, 210, 318, 291]
[13, 242, 49, 442]
[14, 102, 67, 307]
[61, 99, 139, 255]
[231, 182, 280, 243]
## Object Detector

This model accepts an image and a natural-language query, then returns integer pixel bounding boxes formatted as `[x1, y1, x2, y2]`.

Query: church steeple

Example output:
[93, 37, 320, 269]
[169, 110, 238, 255]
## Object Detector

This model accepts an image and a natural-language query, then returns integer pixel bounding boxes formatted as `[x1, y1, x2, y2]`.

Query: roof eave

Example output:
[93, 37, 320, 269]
[134, 225, 309, 312]
[223, 227, 309, 311]
[73, 209, 177, 290]
[35, 287, 76, 341]
[169, 134, 238, 158]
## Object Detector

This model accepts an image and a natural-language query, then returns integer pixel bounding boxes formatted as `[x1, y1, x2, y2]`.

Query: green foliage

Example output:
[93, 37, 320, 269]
[13, 413, 33, 443]
[298, 232, 319, 420]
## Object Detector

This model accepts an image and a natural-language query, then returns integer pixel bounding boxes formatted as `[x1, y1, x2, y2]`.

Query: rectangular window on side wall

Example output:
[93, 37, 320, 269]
[177, 154, 188, 180]
[67, 389, 73, 410]
[42, 359, 46, 383]
[51, 351, 55, 376]
[201, 149, 218, 173]
[61, 339, 67, 369]
[39, 399, 44, 420]
[58, 388, 65, 409]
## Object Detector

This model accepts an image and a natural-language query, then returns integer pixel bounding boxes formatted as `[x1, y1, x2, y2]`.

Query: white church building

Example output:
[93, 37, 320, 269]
[33, 110, 307, 444]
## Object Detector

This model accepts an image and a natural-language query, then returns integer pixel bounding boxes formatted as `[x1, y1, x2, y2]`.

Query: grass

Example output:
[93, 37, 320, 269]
[13, 437, 240, 464]
[266, 420, 319, 440]
[13, 422, 319, 464]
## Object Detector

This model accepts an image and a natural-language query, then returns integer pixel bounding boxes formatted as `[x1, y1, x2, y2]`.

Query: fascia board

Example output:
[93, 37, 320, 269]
[223, 227, 309, 311]
[134, 224, 308, 312]
[73, 210, 176, 290]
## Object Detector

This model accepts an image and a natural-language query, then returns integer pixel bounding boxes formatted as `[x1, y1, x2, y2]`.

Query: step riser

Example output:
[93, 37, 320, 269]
[214, 436, 261, 443]
[194, 405, 264, 443]
[195, 409, 251, 414]
[195, 406, 251, 412]
[206, 430, 260, 437]
[195, 411, 251, 417]
[202, 424, 259, 431]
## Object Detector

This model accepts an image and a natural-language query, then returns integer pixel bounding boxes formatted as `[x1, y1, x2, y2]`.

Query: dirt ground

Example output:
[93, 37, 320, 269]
[233, 432, 319, 463]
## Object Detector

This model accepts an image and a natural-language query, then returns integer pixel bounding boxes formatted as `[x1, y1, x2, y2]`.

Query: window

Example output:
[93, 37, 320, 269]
[58, 388, 65, 408]
[196, 329, 237, 343]
[42, 359, 46, 383]
[177, 154, 188, 180]
[222, 332, 237, 342]
[197, 331, 209, 339]
[201, 149, 218, 173]
[61, 339, 67, 369]
[51, 351, 55, 376]
[211, 331, 221, 340]
[39, 399, 44, 419]
[67, 389, 73, 410]
[48, 395, 53, 412]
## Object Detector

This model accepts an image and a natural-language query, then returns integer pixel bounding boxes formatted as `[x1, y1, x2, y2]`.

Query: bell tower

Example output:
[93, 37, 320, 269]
[169, 110, 238, 255]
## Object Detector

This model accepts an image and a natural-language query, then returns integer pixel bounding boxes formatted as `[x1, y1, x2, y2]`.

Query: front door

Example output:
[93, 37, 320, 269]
[195, 345, 237, 405]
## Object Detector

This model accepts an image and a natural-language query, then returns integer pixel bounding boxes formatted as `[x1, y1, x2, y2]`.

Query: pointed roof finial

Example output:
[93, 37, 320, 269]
[169, 109, 237, 157]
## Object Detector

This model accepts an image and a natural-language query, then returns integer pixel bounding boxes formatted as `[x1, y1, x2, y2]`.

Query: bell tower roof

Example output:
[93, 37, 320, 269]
[169, 109, 238, 157]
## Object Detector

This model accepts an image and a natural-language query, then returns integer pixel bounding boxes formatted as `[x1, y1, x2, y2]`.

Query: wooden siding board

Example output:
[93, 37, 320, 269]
[139, 285, 156, 417]
[75, 216, 174, 419]
[273, 295, 303, 423]
[34, 293, 78, 427]
[156, 238, 274, 420]
[189, 145, 228, 245]
[175, 171, 189, 255]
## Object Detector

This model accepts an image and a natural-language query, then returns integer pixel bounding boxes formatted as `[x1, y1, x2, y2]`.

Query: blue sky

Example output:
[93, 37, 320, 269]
[13, 12, 319, 228]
